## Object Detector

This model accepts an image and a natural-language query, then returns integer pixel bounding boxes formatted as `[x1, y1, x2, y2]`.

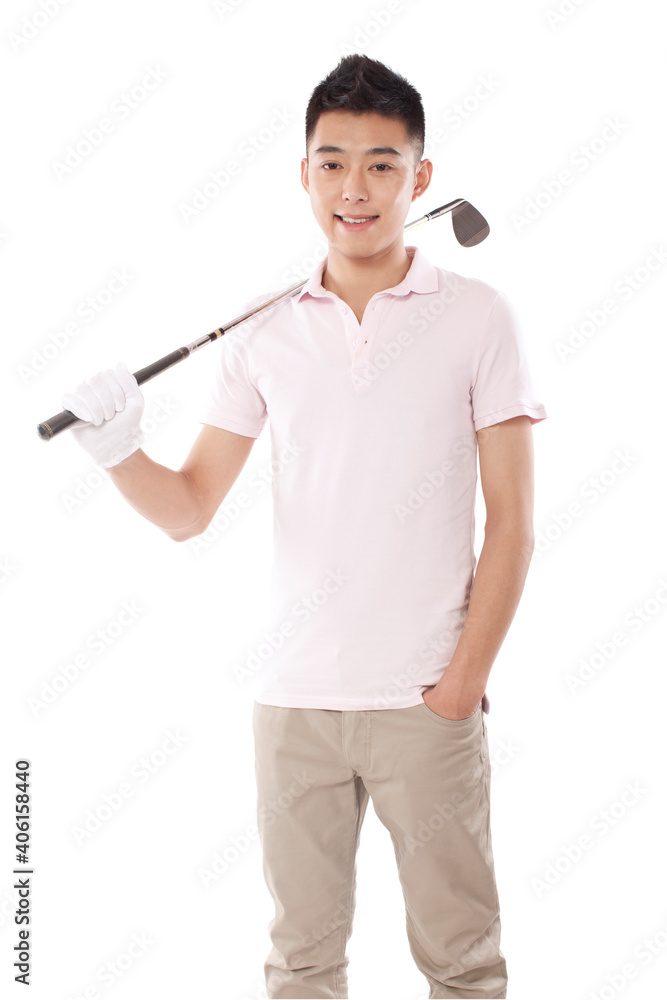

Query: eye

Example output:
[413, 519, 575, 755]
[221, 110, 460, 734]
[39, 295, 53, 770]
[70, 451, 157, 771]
[372, 164, 393, 172]
[321, 162, 340, 170]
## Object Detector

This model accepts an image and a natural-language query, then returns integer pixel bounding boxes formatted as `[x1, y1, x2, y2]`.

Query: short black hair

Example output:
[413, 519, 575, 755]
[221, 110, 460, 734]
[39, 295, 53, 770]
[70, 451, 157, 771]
[305, 55, 425, 164]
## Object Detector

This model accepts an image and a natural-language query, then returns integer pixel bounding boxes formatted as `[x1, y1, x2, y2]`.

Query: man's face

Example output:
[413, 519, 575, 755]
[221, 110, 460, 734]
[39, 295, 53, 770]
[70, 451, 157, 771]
[301, 110, 432, 263]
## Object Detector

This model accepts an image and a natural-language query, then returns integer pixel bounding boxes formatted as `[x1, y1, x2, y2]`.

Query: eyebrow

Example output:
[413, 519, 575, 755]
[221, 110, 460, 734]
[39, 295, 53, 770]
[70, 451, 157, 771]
[313, 145, 403, 157]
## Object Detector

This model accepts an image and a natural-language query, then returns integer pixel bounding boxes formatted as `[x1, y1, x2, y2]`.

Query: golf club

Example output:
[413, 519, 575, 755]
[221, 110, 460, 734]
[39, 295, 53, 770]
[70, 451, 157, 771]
[36, 198, 490, 440]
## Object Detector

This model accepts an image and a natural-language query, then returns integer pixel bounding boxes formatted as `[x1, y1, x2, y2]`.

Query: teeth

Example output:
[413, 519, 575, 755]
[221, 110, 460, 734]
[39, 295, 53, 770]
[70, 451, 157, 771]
[340, 216, 375, 224]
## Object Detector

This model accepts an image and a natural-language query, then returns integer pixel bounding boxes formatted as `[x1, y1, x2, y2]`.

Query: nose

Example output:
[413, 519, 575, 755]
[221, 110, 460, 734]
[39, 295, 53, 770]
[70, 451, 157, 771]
[342, 165, 369, 203]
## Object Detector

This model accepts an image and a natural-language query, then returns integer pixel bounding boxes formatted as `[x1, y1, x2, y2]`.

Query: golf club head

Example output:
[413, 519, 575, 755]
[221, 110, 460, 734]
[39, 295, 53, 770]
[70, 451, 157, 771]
[452, 201, 490, 247]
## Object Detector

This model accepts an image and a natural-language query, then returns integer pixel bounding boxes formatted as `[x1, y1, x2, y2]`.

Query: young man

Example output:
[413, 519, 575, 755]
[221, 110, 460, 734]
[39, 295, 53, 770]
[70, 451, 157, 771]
[63, 55, 546, 1000]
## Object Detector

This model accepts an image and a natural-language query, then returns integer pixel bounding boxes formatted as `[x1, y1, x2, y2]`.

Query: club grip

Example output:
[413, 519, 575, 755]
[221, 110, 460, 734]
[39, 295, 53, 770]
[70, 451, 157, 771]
[37, 347, 189, 440]
[36, 408, 78, 440]
[132, 347, 188, 385]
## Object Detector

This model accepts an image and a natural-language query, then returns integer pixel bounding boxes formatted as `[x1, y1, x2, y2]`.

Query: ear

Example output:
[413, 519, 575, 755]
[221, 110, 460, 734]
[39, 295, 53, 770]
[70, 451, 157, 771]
[411, 158, 433, 202]
[300, 157, 310, 195]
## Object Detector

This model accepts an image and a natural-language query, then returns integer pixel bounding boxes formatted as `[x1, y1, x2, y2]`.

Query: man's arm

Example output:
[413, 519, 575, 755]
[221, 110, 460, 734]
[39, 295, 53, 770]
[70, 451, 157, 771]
[423, 414, 535, 719]
[61, 364, 258, 541]
[107, 424, 256, 542]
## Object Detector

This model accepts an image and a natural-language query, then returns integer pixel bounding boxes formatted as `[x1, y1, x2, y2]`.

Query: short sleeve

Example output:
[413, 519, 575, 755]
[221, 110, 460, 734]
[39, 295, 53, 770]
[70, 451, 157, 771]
[197, 331, 268, 438]
[471, 291, 547, 431]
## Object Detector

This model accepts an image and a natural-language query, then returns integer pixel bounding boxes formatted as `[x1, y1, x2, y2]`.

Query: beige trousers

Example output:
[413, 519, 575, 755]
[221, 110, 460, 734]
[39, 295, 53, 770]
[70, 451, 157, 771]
[252, 698, 508, 999]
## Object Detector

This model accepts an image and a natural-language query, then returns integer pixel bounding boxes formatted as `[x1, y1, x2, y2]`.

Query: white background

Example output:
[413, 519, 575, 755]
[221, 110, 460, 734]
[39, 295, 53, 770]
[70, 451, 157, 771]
[2, 1, 666, 998]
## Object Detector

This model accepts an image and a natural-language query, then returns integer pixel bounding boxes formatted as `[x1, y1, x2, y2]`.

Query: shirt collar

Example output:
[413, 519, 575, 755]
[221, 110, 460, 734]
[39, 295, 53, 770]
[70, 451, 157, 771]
[294, 244, 439, 302]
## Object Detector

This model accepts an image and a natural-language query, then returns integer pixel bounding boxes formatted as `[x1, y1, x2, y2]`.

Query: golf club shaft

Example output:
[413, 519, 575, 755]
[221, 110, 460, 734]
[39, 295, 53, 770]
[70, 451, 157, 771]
[37, 199, 467, 440]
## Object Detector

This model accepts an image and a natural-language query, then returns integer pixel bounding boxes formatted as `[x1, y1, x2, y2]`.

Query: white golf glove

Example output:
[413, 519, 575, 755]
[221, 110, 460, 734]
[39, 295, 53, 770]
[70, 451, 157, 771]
[61, 362, 145, 469]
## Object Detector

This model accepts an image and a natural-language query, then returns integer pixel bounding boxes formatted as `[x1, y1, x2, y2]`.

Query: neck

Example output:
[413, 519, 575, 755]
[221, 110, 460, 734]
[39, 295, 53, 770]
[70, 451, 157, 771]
[321, 238, 413, 304]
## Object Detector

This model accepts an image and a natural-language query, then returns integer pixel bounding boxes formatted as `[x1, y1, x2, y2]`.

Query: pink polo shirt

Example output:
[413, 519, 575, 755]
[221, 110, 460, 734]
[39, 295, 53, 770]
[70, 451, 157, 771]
[197, 245, 547, 710]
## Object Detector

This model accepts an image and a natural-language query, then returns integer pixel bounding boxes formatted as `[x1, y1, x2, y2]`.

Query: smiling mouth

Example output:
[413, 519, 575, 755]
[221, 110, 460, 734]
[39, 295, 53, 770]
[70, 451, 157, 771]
[334, 214, 379, 224]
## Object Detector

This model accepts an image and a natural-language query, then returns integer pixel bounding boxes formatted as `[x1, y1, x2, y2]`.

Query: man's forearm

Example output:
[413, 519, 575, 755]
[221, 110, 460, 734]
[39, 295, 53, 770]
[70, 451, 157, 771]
[430, 522, 535, 714]
[107, 448, 203, 539]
